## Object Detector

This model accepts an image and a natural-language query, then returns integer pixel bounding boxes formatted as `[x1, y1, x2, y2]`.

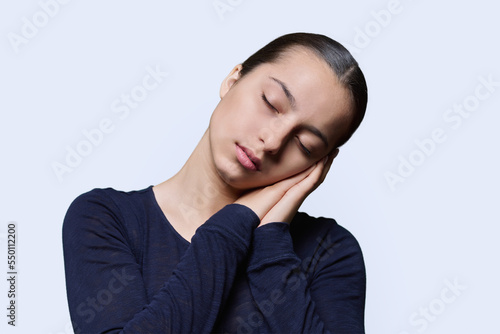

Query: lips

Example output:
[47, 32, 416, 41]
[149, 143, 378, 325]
[235, 144, 261, 171]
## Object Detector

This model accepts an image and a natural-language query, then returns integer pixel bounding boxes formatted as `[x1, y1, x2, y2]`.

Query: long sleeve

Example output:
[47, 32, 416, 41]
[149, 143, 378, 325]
[246, 219, 366, 334]
[62, 189, 260, 334]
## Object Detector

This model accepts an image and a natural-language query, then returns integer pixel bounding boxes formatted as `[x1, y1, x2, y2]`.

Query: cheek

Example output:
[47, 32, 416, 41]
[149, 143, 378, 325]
[266, 152, 313, 182]
[224, 89, 266, 122]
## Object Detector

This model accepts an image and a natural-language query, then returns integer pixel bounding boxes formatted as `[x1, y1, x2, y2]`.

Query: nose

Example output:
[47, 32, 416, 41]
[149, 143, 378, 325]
[258, 120, 292, 156]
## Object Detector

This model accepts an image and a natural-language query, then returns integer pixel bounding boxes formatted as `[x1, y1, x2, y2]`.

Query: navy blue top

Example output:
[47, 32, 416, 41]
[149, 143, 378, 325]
[62, 186, 365, 333]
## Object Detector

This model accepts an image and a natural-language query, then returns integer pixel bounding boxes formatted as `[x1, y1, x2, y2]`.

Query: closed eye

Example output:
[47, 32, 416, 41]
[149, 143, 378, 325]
[261, 93, 279, 113]
[296, 136, 311, 156]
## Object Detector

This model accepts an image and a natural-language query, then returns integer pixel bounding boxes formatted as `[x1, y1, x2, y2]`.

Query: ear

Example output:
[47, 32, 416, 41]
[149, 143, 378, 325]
[219, 64, 243, 99]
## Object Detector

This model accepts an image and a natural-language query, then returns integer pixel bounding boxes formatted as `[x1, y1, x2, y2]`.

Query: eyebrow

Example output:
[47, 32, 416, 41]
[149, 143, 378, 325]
[269, 76, 296, 110]
[304, 125, 329, 148]
[268, 76, 329, 148]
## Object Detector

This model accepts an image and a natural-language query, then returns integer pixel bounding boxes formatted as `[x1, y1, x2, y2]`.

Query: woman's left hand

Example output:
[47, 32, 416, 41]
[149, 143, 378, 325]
[235, 149, 339, 226]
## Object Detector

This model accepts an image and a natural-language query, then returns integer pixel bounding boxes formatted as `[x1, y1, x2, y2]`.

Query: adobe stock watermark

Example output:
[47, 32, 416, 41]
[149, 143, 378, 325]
[385, 74, 499, 191]
[343, 0, 413, 55]
[176, 110, 298, 225]
[44, 269, 135, 333]
[398, 277, 467, 333]
[212, 0, 244, 21]
[75, 268, 135, 325]
[51, 64, 169, 182]
[7, 0, 73, 54]
[236, 235, 342, 333]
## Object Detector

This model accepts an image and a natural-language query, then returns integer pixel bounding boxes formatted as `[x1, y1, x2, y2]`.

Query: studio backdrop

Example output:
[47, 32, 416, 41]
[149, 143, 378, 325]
[1, 1, 499, 333]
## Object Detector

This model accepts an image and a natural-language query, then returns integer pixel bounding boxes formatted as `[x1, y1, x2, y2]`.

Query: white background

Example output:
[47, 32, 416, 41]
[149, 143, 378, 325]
[1, 0, 499, 333]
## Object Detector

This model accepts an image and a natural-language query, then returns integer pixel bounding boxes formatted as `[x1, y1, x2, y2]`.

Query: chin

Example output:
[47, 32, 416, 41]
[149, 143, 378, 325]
[214, 159, 266, 190]
[216, 169, 260, 190]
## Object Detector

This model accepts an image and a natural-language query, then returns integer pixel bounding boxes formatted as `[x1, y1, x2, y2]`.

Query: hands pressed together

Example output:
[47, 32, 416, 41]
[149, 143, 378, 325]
[235, 149, 339, 227]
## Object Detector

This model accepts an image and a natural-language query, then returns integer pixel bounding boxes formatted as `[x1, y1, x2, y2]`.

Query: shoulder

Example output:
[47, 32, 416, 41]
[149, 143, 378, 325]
[290, 213, 366, 332]
[62, 186, 154, 252]
[64, 186, 154, 224]
[290, 211, 363, 253]
[66, 186, 152, 212]
[289, 211, 365, 276]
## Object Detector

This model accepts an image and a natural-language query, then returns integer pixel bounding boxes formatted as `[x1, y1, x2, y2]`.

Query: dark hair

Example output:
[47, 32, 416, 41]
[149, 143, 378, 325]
[240, 32, 368, 148]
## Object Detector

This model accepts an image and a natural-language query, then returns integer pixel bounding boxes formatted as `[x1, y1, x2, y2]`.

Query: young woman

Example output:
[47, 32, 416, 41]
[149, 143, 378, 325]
[63, 32, 368, 333]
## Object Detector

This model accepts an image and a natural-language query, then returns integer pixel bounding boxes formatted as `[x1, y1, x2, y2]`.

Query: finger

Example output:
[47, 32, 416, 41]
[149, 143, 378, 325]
[290, 148, 339, 195]
[331, 148, 340, 160]
[236, 162, 319, 219]
[317, 148, 339, 183]
[260, 163, 324, 224]
[260, 150, 340, 225]
[266, 162, 316, 192]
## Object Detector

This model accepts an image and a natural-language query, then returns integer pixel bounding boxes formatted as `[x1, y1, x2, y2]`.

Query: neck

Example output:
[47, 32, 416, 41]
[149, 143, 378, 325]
[153, 129, 243, 240]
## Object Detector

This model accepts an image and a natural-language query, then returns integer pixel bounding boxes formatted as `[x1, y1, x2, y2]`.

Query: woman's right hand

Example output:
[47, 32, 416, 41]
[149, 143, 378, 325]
[235, 149, 338, 226]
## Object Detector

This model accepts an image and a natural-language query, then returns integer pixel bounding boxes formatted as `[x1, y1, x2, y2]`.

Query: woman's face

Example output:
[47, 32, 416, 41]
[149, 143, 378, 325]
[208, 47, 353, 190]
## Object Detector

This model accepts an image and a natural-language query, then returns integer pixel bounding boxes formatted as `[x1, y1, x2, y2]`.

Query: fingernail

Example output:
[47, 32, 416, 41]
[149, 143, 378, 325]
[323, 156, 329, 165]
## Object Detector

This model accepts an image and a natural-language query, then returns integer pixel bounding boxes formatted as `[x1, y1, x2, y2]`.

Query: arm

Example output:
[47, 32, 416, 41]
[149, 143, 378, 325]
[62, 190, 259, 334]
[236, 149, 365, 332]
[246, 220, 366, 333]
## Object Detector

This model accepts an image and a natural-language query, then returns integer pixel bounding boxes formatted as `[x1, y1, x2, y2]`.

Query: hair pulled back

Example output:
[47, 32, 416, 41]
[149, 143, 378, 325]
[240, 32, 368, 148]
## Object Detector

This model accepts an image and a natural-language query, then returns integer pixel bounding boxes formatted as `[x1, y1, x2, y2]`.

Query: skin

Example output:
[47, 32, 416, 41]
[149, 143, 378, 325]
[153, 46, 353, 241]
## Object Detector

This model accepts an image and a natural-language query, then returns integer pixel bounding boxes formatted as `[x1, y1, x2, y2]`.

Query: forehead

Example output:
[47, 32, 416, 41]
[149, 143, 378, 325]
[248, 47, 353, 147]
